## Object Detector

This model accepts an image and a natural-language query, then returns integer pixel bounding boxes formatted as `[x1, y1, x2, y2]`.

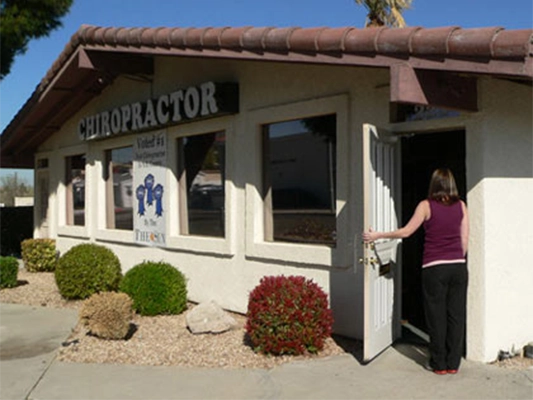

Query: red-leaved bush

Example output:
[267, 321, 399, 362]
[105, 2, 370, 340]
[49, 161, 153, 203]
[246, 275, 334, 356]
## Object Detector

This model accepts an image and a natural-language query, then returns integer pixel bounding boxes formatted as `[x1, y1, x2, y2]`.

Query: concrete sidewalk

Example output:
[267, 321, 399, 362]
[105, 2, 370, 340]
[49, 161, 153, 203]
[1, 303, 532, 400]
[0, 303, 78, 400]
[28, 350, 533, 400]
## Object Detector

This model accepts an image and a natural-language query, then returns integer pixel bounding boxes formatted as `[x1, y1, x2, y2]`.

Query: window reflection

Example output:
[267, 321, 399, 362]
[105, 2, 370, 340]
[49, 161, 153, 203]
[66, 154, 85, 226]
[107, 147, 133, 230]
[178, 131, 225, 237]
[264, 114, 336, 246]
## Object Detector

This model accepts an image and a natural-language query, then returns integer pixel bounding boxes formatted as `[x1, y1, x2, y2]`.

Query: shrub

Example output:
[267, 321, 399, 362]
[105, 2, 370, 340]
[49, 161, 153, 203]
[120, 261, 187, 316]
[55, 243, 122, 300]
[80, 292, 133, 340]
[21, 238, 57, 272]
[246, 275, 334, 356]
[0, 256, 19, 289]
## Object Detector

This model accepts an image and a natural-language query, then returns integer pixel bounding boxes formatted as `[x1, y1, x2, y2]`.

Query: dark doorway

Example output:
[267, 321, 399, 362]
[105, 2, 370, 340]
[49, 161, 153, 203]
[400, 130, 466, 333]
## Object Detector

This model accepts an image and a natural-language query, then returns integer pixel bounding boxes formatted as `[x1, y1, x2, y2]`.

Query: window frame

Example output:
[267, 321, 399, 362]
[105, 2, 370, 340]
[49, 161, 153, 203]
[166, 116, 235, 256]
[57, 145, 90, 239]
[177, 130, 226, 238]
[94, 136, 137, 244]
[245, 94, 350, 267]
[105, 145, 134, 231]
[65, 154, 86, 227]
[262, 114, 337, 246]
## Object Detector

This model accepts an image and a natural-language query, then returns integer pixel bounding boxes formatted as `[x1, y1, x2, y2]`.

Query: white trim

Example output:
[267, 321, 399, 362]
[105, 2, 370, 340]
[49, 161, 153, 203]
[56, 144, 90, 239]
[165, 116, 236, 256]
[33, 153, 53, 239]
[244, 94, 350, 267]
[92, 135, 135, 243]
[90, 118, 236, 255]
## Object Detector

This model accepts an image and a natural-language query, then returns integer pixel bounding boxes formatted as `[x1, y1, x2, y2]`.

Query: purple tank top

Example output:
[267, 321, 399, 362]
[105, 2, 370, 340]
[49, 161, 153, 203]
[423, 200, 464, 267]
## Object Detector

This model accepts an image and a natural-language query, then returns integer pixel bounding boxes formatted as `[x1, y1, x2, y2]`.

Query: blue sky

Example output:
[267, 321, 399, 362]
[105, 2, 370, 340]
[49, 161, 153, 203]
[1, 0, 532, 183]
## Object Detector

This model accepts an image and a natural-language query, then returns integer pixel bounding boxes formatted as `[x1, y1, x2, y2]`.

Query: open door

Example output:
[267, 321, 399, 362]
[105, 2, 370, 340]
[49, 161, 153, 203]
[362, 123, 400, 362]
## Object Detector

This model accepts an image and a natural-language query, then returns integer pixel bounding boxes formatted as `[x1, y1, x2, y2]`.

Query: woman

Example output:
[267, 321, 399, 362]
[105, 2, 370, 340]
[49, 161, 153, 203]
[363, 168, 469, 375]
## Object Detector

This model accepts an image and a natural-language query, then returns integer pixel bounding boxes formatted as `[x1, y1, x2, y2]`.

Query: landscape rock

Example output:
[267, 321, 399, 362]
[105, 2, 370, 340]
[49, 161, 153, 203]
[186, 301, 237, 334]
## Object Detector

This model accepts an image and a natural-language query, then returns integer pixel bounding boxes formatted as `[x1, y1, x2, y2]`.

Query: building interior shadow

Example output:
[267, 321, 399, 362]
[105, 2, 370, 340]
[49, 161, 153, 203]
[331, 324, 430, 367]
[331, 334, 363, 364]
[393, 324, 430, 368]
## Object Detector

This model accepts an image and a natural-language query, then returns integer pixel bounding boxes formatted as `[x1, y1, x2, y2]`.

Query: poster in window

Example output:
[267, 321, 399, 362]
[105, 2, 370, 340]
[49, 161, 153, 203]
[133, 131, 167, 247]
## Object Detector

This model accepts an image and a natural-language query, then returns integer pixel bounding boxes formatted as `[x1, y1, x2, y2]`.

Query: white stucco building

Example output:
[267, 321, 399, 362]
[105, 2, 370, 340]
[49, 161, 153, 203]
[1, 25, 531, 363]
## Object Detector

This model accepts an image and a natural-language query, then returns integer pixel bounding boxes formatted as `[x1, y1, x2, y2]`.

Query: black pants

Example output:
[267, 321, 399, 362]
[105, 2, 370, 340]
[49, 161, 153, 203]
[422, 263, 468, 371]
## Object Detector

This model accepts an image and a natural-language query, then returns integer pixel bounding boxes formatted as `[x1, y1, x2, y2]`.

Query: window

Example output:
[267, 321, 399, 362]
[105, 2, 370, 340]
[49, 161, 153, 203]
[263, 114, 336, 246]
[105, 147, 133, 230]
[66, 154, 86, 226]
[178, 131, 225, 237]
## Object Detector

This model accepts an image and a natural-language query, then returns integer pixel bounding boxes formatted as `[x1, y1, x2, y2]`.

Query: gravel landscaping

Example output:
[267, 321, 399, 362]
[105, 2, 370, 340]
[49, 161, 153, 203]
[1, 268, 531, 370]
[0, 269, 358, 369]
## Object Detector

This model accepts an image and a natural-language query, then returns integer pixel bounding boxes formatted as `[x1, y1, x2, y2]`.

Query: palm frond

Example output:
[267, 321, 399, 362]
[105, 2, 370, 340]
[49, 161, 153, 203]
[354, 0, 412, 27]
[390, 7, 407, 28]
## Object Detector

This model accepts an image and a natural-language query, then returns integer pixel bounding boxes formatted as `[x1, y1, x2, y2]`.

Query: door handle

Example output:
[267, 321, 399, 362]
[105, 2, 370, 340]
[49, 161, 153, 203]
[358, 257, 378, 265]
[362, 242, 376, 250]
[361, 241, 376, 250]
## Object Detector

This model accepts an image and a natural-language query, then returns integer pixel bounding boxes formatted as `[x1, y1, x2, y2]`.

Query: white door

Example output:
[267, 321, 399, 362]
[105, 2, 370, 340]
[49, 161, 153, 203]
[362, 123, 400, 362]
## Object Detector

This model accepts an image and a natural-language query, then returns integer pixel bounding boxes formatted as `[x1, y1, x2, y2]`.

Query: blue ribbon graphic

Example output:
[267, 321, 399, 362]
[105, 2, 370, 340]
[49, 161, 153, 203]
[154, 184, 164, 217]
[136, 185, 146, 216]
[144, 174, 155, 206]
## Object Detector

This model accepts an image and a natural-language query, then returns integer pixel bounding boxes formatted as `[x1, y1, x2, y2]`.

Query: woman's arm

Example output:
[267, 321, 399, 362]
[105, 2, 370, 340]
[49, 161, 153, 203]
[362, 200, 429, 243]
[460, 201, 469, 255]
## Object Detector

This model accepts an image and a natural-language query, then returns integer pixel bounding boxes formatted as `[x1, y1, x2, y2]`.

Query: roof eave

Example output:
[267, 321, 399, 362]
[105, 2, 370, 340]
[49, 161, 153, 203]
[1, 25, 531, 168]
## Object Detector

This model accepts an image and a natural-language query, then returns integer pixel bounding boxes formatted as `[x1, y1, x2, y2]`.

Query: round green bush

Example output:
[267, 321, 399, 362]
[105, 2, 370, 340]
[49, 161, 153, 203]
[120, 261, 187, 316]
[55, 243, 122, 300]
[21, 238, 57, 272]
[246, 275, 334, 356]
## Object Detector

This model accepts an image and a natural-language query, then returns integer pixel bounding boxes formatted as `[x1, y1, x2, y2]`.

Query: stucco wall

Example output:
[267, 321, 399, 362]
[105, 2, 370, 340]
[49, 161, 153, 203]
[38, 57, 391, 340]
[467, 78, 533, 362]
[34, 56, 533, 360]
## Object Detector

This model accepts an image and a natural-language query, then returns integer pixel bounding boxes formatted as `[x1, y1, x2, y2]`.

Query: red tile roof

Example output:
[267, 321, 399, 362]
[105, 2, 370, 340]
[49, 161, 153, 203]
[72, 25, 532, 57]
[1, 25, 532, 167]
[34, 25, 531, 93]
